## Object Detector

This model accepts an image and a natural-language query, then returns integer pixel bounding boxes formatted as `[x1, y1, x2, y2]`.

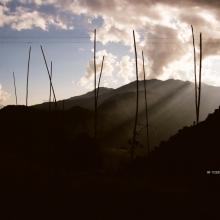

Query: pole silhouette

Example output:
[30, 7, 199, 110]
[49, 61, 53, 111]
[97, 56, 105, 104]
[191, 25, 198, 123]
[26, 46, 31, 106]
[131, 30, 139, 160]
[142, 51, 150, 154]
[40, 45, 57, 107]
[94, 29, 97, 139]
[93, 30, 105, 140]
[197, 33, 202, 124]
[13, 72, 18, 105]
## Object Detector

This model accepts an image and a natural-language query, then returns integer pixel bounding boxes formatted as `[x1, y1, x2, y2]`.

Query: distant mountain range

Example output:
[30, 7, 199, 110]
[34, 79, 220, 150]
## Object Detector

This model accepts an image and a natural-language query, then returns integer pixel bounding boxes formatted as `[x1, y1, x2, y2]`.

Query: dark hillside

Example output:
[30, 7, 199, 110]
[33, 79, 220, 151]
[147, 106, 220, 177]
[0, 105, 219, 219]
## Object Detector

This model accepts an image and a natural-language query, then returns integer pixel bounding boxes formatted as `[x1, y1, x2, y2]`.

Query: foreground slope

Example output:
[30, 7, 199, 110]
[35, 79, 220, 149]
[0, 105, 220, 219]
[147, 106, 220, 176]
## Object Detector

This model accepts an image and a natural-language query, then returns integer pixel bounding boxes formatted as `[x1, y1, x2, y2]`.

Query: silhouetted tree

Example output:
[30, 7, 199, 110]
[131, 30, 139, 160]
[26, 46, 31, 106]
[12, 72, 18, 105]
[142, 51, 150, 154]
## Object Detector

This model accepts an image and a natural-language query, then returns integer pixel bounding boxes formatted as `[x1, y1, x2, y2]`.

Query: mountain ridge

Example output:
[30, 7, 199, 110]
[19, 78, 220, 150]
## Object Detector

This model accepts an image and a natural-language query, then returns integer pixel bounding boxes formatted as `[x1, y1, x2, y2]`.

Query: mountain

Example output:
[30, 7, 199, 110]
[34, 79, 220, 151]
[1, 81, 220, 219]
[98, 79, 220, 151]
[34, 87, 114, 110]
[3, 79, 220, 176]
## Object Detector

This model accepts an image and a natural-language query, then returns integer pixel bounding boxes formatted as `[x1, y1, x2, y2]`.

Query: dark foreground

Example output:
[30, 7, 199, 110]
[0, 106, 220, 219]
[1, 173, 219, 220]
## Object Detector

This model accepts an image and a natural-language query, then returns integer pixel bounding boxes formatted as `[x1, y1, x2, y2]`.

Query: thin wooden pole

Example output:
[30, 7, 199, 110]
[97, 56, 105, 104]
[142, 51, 150, 155]
[197, 33, 202, 123]
[40, 45, 57, 107]
[49, 61, 52, 111]
[13, 72, 18, 105]
[94, 29, 97, 139]
[26, 46, 31, 106]
[191, 25, 198, 124]
[131, 30, 139, 160]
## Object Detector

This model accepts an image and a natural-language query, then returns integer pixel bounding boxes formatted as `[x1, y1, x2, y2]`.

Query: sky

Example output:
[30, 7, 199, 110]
[1, 0, 220, 105]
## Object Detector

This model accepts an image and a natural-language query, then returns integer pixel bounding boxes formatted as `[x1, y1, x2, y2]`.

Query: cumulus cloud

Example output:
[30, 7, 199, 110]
[46, 0, 220, 79]
[76, 52, 150, 91]
[0, 85, 10, 104]
[2, 0, 220, 86]
[0, 2, 73, 31]
[77, 50, 117, 91]
[117, 55, 135, 84]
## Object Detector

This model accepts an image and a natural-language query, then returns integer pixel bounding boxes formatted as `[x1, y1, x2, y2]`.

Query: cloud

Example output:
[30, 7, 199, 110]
[77, 53, 142, 91]
[53, 0, 220, 79]
[141, 24, 189, 77]
[117, 55, 135, 84]
[0, 2, 73, 31]
[0, 85, 10, 104]
[2, 0, 220, 85]
[77, 50, 117, 91]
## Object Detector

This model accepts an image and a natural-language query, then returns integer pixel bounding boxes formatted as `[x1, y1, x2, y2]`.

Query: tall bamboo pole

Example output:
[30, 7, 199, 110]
[131, 30, 139, 160]
[97, 56, 105, 104]
[94, 29, 97, 139]
[26, 46, 31, 106]
[142, 51, 150, 155]
[197, 33, 202, 123]
[13, 72, 18, 105]
[49, 61, 52, 111]
[191, 25, 198, 124]
[40, 45, 57, 107]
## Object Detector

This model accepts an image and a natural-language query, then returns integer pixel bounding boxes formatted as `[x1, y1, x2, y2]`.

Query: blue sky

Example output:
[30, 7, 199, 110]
[1, 0, 220, 105]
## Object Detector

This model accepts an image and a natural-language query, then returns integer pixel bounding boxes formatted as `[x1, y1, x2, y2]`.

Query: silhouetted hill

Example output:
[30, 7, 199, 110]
[147, 106, 220, 177]
[1, 101, 219, 219]
[97, 79, 220, 150]
[34, 87, 114, 110]
[0, 105, 101, 190]
[32, 79, 220, 154]
[2, 101, 220, 178]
